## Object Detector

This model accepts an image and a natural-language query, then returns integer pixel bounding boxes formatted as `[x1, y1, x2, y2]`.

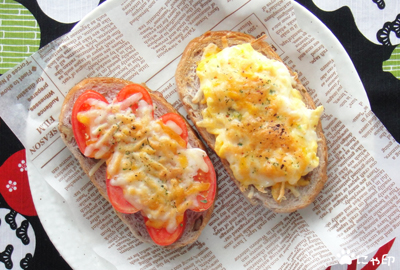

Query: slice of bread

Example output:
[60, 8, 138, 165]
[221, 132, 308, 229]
[175, 31, 327, 213]
[59, 77, 214, 248]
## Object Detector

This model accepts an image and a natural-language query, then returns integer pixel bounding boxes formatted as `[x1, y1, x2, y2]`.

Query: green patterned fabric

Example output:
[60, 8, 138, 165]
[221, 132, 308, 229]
[383, 45, 400, 79]
[0, 0, 41, 74]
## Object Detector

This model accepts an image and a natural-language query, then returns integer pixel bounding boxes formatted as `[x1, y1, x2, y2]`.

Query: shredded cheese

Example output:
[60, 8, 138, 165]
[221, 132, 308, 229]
[78, 95, 209, 232]
[195, 43, 323, 202]
[89, 159, 106, 177]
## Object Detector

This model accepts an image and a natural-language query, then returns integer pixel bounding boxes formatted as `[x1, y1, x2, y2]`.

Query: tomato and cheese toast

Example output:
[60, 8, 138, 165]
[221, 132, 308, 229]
[175, 31, 327, 212]
[59, 77, 216, 247]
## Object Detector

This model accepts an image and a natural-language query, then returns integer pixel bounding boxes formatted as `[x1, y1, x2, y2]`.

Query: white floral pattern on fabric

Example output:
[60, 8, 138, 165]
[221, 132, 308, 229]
[37, 0, 102, 23]
[18, 160, 27, 172]
[313, 0, 400, 45]
[6, 180, 17, 192]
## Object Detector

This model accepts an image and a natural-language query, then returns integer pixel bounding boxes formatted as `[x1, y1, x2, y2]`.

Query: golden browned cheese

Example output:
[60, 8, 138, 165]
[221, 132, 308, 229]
[195, 43, 323, 202]
[78, 95, 209, 232]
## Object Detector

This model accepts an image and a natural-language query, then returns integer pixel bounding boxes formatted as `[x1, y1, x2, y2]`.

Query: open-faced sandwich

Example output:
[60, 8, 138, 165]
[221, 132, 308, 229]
[58, 77, 216, 247]
[175, 31, 327, 213]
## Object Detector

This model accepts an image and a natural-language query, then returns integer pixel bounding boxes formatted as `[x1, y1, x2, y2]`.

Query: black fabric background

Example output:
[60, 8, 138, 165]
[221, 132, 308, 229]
[296, 0, 400, 143]
[0, 0, 399, 269]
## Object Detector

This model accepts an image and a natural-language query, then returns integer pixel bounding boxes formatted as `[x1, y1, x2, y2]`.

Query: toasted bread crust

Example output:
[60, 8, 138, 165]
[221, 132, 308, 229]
[175, 31, 327, 212]
[59, 77, 214, 248]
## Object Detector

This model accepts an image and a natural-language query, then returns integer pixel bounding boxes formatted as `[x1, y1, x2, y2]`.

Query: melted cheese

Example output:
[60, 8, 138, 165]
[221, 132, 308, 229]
[78, 95, 209, 233]
[195, 43, 323, 201]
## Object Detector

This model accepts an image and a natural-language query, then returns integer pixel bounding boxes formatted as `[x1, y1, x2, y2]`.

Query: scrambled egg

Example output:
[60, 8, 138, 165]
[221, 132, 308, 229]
[195, 43, 323, 202]
[78, 95, 209, 232]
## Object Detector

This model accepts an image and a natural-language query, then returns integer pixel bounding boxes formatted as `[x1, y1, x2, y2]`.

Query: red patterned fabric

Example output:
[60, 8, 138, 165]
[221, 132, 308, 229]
[362, 239, 395, 270]
[0, 150, 37, 216]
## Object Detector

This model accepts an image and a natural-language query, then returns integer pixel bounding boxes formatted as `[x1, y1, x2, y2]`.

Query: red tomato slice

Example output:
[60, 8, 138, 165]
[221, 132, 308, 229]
[73, 89, 215, 245]
[144, 216, 186, 246]
[106, 178, 138, 214]
[116, 84, 153, 115]
[72, 90, 108, 157]
[192, 156, 216, 212]
[160, 112, 189, 144]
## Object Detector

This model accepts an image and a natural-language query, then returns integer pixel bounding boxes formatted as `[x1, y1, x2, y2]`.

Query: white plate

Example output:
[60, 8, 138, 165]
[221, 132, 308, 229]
[28, 1, 369, 269]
